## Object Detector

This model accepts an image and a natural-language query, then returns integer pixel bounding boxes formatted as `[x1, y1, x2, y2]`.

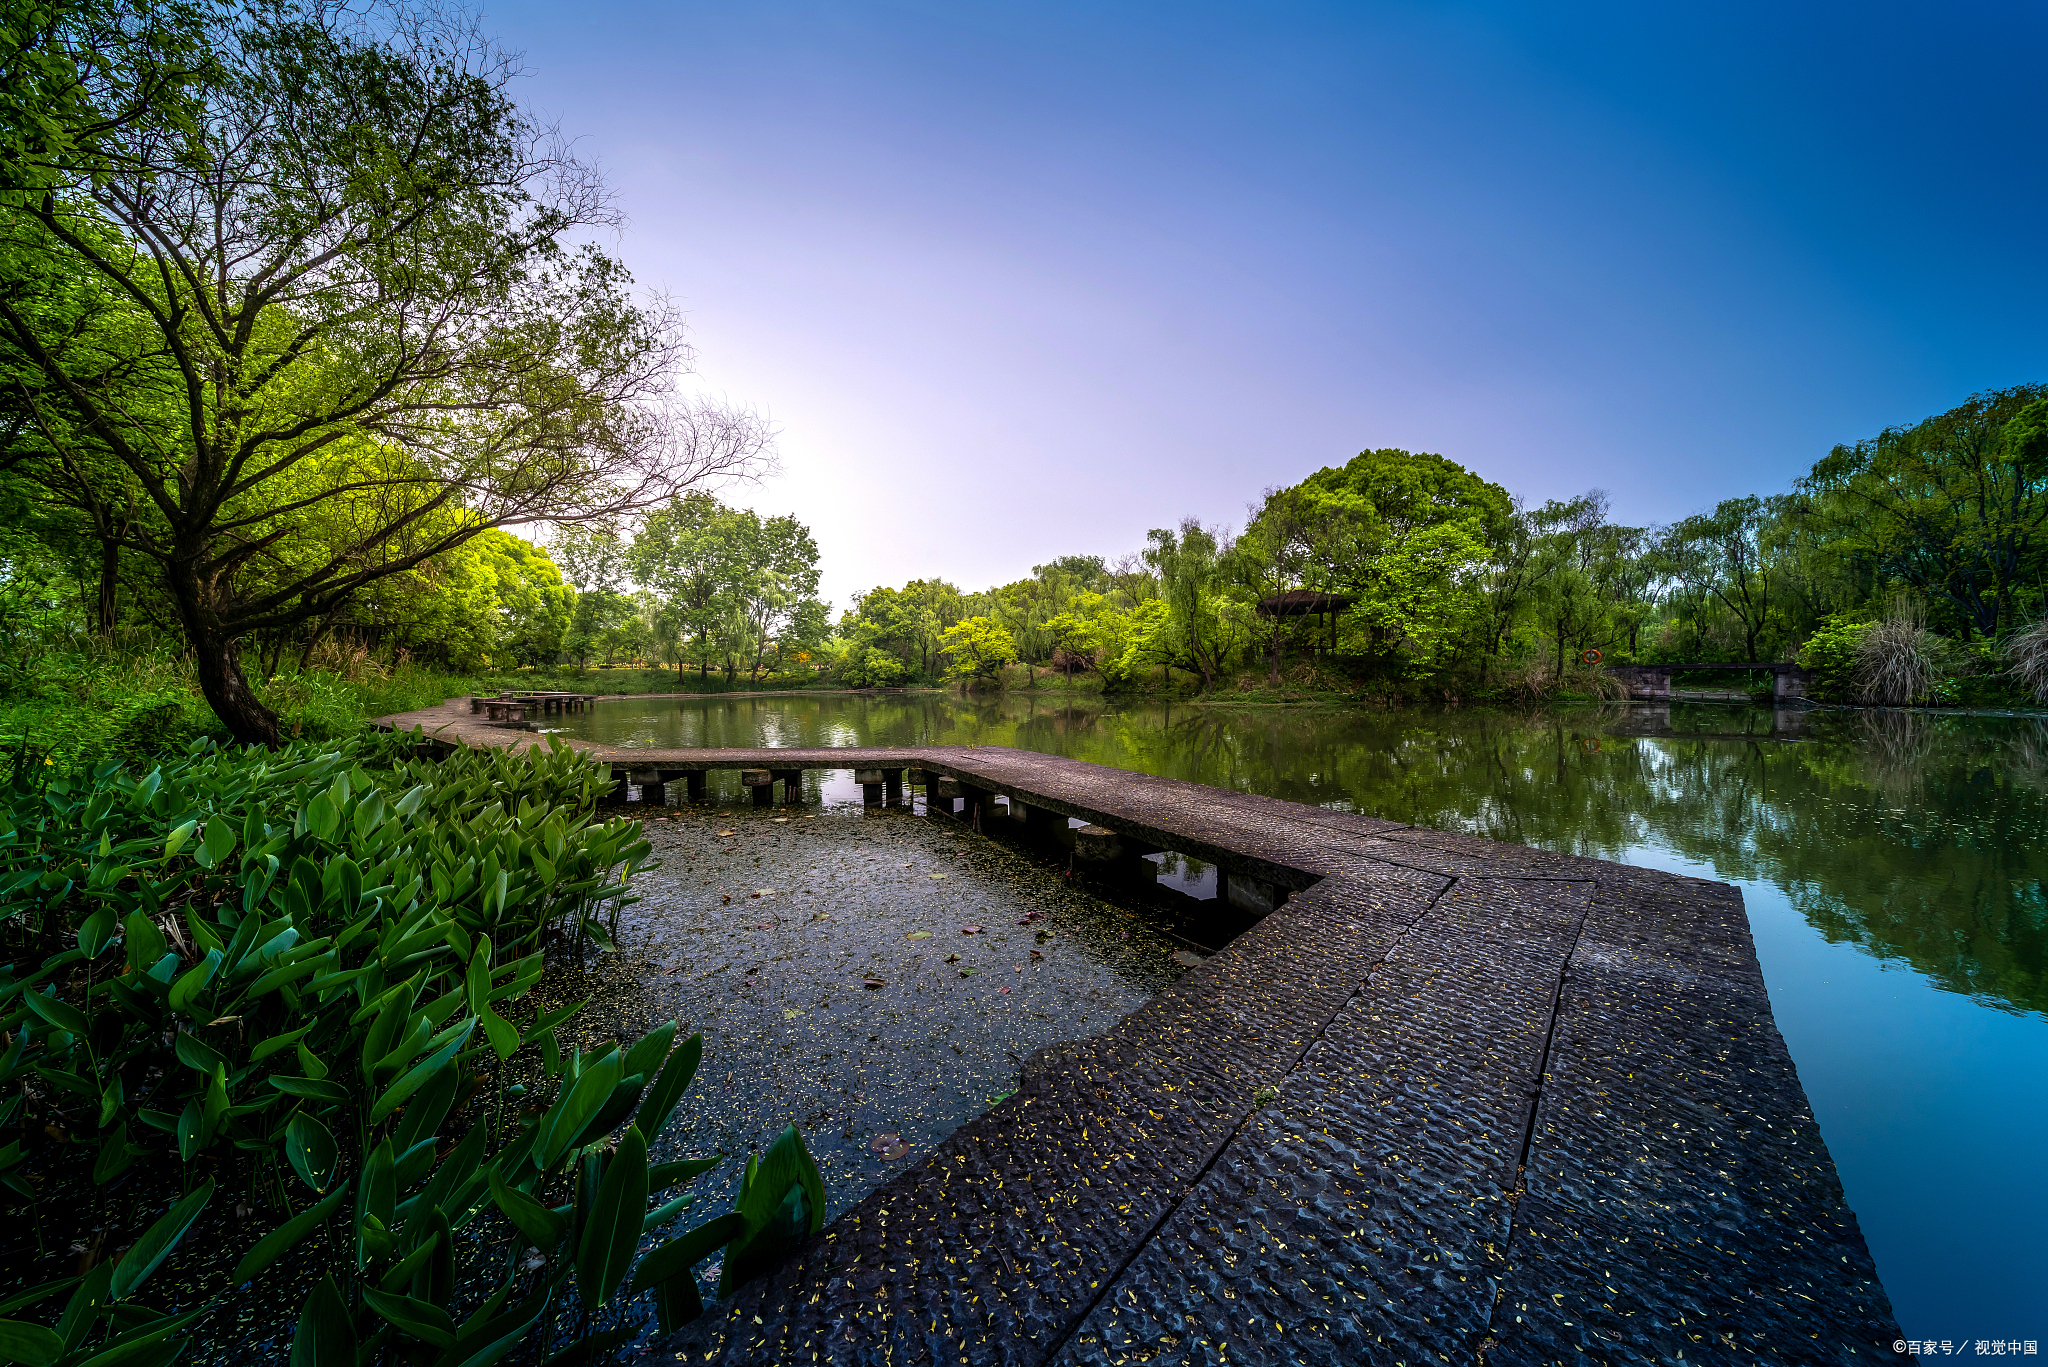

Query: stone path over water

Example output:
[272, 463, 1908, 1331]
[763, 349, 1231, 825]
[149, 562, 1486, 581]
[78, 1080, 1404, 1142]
[379, 701, 1900, 1364]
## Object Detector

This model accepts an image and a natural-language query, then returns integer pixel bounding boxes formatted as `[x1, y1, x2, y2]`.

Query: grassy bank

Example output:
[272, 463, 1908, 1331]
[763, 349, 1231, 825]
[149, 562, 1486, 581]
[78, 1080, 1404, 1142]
[0, 649, 842, 771]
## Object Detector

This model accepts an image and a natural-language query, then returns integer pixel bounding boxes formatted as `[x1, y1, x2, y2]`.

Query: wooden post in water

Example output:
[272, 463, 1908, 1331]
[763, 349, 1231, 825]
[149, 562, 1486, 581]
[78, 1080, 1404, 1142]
[772, 769, 803, 805]
[856, 768, 886, 807]
[882, 768, 904, 807]
[741, 769, 774, 808]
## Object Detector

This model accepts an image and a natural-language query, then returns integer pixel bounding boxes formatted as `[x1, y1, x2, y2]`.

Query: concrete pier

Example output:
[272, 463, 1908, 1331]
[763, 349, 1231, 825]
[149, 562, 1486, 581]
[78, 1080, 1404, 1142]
[375, 700, 1900, 1364]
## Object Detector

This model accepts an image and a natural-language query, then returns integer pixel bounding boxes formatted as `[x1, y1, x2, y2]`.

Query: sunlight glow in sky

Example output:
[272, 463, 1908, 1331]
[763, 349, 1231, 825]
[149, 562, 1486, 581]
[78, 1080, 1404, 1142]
[480, 0, 2048, 608]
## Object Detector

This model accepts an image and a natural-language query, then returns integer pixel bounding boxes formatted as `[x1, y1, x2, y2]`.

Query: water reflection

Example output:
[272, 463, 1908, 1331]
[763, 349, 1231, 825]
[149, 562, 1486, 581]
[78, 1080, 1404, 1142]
[568, 693, 2048, 1018]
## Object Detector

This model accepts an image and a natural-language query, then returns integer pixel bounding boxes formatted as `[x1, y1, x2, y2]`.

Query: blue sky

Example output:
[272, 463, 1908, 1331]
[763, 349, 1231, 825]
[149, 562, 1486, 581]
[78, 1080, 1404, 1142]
[484, 1, 2048, 608]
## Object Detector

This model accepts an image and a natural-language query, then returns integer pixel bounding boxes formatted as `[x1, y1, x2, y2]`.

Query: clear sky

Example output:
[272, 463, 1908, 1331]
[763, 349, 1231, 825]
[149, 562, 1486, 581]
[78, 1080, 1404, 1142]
[480, 0, 2048, 610]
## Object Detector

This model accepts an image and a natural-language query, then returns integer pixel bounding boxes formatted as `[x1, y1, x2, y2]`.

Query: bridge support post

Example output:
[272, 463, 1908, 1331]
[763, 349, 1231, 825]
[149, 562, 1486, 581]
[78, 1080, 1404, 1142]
[1073, 825, 1123, 864]
[772, 770, 803, 805]
[741, 769, 774, 808]
[1014, 800, 1064, 837]
[883, 769, 903, 806]
[1223, 870, 1283, 917]
[856, 768, 886, 807]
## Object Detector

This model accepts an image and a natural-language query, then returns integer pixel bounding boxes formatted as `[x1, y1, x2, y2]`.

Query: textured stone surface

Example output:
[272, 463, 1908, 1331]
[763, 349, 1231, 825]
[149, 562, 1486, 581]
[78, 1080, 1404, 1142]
[371, 700, 1902, 1364]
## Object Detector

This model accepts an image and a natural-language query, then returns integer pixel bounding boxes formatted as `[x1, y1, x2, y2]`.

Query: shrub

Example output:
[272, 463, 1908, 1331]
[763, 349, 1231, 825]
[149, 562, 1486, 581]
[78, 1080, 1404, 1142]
[0, 733, 819, 1361]
[1797, 615, 1873, 703]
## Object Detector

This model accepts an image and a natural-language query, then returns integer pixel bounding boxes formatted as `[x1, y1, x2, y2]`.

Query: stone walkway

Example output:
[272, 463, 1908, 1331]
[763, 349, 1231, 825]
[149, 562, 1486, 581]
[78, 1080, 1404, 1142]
[379, 701, 1901, 1364]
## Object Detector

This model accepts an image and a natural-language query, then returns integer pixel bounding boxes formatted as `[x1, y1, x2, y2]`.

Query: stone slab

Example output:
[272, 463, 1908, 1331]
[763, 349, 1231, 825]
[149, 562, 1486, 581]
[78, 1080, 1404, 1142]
[369, 698, 1901, 1363]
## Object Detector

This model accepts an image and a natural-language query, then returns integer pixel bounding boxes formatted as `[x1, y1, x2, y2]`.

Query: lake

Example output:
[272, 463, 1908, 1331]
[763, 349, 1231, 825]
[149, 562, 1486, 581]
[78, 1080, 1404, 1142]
[550, 689, 2048, 1341]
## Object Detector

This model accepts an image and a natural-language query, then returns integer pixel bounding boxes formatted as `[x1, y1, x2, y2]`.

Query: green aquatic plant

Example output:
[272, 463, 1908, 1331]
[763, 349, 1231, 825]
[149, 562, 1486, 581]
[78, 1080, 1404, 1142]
[0, 733, 822, 1364]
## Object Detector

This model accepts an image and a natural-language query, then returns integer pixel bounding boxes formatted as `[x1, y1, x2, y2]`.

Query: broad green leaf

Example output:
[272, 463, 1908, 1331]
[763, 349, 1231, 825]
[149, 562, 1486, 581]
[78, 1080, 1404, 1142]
[173, 1030, 227, 1076]
[404, 1123, 489, 1240]
[175, 1099, 204, 1161]
[77, 906, 118, 959]
[537, 1051, 619, 1168]
[355, 1140, 397, 1268]
[464, 936, 493, 1017]
[0, 1319, 64, 1366]
[641, 1191, 694, 1234]
[411, 1207, 455, 1308]
[110, 1180, 213, 1300]
[250, 1023, 314, 1063]
[289, 1275, 354, 1367]
[575, 1126, 648, 1310]
[199, 818, 236, 869]
[167, 949, 222, 1012]
[73, 1312, 198, 1366]
[478, 1006, 519, 1060]
[368, 1026, 471, 1125]
[486, 1168, 566, 1249]
[629, 1211, 746, 1295]
[232, 1183, 350, 1283]
[55, 1263, 112, 1352]
[651, 1263, 705, 1335]
[92, 1120, 135, 1185]
[268, 1076, 350, 1104]
[122, 914, 167, 974]
[22, 990, 88, 1039]
[621, 1020, 677, 1083]
[360, 1288, 455, 1349]
[393, 1063, 460, 1154]
[162, 820, 197, 860]
[634, 1031, 703, 1140]
[719, 1181, 810, 1299]
[285, 1113, 338, 1193]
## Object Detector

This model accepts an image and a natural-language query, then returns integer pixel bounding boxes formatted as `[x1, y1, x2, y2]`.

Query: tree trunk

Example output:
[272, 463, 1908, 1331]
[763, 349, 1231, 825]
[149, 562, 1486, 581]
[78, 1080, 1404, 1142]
[193, 628, 281, 746]
[96, 538, 120, 640]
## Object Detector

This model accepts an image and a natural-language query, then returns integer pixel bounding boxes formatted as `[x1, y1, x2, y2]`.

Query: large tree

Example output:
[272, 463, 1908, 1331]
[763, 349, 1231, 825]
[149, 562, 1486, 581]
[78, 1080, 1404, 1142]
[1275, 447, 1509, 669]
[0, 0, 769, 742]
[1802, 385, 2048, 639]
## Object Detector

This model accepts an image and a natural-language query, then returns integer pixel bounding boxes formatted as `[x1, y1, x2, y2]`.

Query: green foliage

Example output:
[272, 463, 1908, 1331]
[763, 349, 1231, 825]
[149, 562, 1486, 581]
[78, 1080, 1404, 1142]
[838, 645, 911, 688]
[0, 733, 823, 1362]
[1804, 385, 2048, 640]
[1797, 616, 1873, 703]
[937, 617, 1019, 683]
[630, 494, 827, 684]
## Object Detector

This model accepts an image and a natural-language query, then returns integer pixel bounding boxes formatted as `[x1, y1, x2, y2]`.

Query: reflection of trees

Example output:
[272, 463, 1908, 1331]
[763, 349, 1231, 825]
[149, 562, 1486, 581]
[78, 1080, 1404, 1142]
[583, 695, 2047, 1016]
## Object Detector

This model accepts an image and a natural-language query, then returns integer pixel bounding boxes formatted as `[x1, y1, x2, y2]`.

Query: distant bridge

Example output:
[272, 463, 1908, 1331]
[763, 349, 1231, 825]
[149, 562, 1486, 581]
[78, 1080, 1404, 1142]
[1610, 662, 1810, 701]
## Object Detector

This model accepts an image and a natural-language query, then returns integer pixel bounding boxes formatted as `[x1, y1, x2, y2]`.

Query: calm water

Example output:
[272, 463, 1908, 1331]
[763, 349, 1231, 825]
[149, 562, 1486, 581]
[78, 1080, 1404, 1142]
[555, 691, 2048, 1338]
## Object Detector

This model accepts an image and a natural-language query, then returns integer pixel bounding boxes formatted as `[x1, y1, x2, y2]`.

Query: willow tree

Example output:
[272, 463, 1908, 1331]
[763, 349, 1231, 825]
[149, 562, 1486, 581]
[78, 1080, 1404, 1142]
[0, 0, 769, 742]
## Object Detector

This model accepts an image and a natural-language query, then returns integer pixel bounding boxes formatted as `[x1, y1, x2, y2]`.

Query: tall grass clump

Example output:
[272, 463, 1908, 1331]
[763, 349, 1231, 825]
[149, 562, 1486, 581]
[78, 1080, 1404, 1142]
[1852, 605, 1951, 706]
[2003, 614, 2048, 704]
[0, 732, 821, 1363]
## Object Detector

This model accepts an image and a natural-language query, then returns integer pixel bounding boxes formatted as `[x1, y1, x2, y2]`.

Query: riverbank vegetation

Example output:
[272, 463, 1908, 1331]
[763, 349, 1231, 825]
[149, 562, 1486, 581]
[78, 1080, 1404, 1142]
[0, 730, 826, 1360]
[832, 390, 2048, 708]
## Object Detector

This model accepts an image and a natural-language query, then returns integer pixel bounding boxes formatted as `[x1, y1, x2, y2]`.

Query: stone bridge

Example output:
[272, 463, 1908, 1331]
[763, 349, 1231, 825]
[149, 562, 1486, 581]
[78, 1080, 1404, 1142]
[374, 697, 1895, 1365]
[1610, 662, 1811, 701]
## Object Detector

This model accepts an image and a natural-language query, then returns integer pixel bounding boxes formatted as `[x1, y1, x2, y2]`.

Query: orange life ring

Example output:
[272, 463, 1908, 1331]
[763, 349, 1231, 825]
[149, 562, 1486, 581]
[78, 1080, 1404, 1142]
[1580, 648, 1603, 666]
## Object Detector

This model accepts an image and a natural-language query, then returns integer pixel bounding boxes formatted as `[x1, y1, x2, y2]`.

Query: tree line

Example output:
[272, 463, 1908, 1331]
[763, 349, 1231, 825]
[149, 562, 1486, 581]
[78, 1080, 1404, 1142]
[837, 387, 2048, 704]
